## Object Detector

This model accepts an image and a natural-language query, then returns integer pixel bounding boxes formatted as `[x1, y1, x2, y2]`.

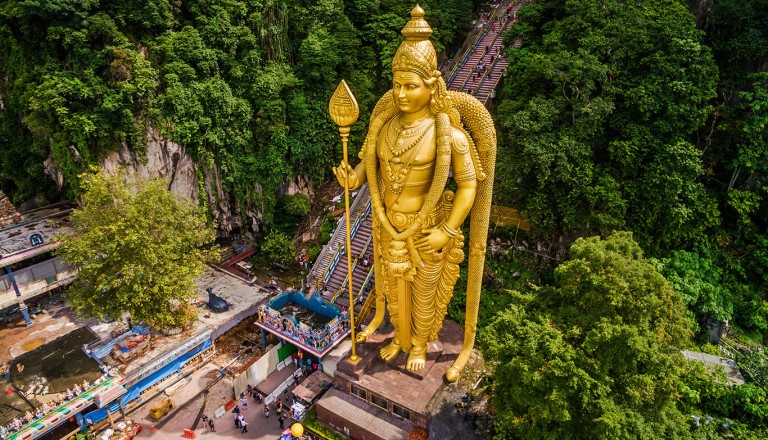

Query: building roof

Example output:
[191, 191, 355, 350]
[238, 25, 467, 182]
[0, 202, 73, 267]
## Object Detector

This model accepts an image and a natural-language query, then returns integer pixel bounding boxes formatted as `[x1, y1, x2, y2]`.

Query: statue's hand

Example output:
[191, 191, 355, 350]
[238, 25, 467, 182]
[332, 162, 358, 190]
[414, 228, 450, 252]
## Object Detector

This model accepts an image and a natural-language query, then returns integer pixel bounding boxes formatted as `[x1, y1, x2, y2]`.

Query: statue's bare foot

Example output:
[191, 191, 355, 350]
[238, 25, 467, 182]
[356, 330, 372, 343]
[379, 339, 401, 361]
[406, 346, 427, 371]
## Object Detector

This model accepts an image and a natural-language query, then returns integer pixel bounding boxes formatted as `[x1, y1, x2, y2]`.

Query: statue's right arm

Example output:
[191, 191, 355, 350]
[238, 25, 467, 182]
[332, 160, 367, 191]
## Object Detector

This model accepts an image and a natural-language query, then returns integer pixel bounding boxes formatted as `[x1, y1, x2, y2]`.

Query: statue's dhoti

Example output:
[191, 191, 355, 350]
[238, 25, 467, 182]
[374, 190, 465, 354]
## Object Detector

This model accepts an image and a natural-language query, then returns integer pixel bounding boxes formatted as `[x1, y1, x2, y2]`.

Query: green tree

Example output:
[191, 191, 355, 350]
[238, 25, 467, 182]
[261, 230, 296, 265]
[481, 232, 693, 439]
[55, 170, 219, 330]
[283, 193, 311, 217]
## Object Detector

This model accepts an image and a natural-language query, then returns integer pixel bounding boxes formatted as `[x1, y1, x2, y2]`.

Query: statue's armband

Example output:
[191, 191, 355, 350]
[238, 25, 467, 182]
[451, 130, 477, 183]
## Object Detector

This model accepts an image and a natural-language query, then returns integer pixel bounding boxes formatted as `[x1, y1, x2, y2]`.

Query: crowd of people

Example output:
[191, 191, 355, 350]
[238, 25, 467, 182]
[197, 372, 310, 437]
[0, 368, 115, 439]
[446, 2, 524, 96]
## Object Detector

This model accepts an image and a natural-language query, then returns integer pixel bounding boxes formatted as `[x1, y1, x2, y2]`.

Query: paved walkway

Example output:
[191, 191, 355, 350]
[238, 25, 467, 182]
[135, 363, 301, 440]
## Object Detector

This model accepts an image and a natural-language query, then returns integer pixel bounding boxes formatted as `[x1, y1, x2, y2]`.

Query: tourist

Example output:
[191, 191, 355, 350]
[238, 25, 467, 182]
[240, 394, 248, 410]
[208, 418, 215, 432]
[279, 415, 285, 430]
[234, 413, 240, 429]
[276, 398, 283, 414]
[263, 405, 270, 418]
[201, 415, 209, 432]
[246, 384, 253, 397]
[240, 418, 248, 434]
[255, 391, 263, 403]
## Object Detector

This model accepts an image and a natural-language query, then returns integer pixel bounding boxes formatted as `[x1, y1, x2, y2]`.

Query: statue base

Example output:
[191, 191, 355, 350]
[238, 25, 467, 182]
[317, 320, 464, 435]
[384, 338, 445, 381]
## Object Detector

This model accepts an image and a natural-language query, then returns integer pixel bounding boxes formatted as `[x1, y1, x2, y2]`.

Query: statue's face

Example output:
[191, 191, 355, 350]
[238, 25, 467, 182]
[393, 71, 432, 114]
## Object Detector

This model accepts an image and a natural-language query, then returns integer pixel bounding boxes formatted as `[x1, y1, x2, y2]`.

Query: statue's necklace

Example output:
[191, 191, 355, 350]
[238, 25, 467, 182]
[386, 117, 434, 160]
[385, 135, 428, 195]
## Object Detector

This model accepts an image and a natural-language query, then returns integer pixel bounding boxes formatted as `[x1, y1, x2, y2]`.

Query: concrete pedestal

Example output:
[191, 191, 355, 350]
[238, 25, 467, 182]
[316, 320, 464, 437]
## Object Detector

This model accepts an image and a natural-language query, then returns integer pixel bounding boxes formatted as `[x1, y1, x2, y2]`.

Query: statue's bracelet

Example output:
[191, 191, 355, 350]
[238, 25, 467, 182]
[440, 223, 459, 237]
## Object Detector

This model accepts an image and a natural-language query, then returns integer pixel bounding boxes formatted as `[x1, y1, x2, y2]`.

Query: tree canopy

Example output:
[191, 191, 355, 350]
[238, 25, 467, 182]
[495, 0, 718, 252]
[481, 232, 692, 439]
[55, 171, 219, 330]
[0, 0, 478, 225]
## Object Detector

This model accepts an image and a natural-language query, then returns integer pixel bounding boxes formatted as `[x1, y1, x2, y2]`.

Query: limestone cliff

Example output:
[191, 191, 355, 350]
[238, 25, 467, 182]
[42, 128, 315, 236]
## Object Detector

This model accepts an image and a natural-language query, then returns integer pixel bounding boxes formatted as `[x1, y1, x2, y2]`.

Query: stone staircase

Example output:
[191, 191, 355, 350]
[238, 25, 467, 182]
[306, 185, 370, 293]
[330, 235, 374, 309]
[321, 217, 372, 305]
[446, 1, 525, 105]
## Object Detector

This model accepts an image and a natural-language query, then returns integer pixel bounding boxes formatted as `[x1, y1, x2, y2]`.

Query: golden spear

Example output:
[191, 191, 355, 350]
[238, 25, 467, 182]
[328, 80, 361, 364]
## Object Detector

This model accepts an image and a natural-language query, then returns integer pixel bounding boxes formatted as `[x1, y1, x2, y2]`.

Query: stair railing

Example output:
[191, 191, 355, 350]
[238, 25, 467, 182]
[330, 232, 373, 304]
[355, 267, 377, 330]
[473, 12, 514, 98]
[308, 188, 371, 295]
[315, 203, 369, 295]
[447, 18, 493, 86]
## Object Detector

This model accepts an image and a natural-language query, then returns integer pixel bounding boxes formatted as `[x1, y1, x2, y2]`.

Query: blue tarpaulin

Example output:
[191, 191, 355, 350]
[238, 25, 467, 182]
[82, 337, 212, 425]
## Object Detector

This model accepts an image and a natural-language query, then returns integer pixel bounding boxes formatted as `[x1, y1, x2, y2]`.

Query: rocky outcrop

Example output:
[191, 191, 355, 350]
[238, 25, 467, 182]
[99, 126, 252, 234]
[279, 174, 314, 199]
[95, 126, 315, 235]
[0, 191, 22, 227]
[687, 0, 713, 29]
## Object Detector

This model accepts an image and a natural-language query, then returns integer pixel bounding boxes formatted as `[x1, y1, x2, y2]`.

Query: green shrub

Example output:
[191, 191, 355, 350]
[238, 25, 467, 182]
[303, 406, 350, 440]
[262, 230, 296, 265]
[320, 221, 334, 244]
[307, 246, 321, 262]
[283, 193, 311, 217]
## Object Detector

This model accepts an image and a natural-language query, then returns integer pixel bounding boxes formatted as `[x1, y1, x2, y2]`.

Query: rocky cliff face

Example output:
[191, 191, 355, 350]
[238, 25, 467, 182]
[99, 127, 250, 234]
[43, 127, 315, 236]
[687, 0, 713, 29]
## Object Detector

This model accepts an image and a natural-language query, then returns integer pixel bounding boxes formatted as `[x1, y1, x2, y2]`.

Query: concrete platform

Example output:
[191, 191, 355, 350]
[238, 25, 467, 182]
[316, 388, 411, 440]
[330, 320, 464, 429]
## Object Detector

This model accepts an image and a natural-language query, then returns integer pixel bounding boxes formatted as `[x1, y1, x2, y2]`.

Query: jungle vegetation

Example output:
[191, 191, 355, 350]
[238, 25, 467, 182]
[2, 0, 768, 438]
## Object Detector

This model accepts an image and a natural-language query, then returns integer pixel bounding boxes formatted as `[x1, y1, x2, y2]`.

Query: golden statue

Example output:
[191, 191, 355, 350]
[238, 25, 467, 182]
[332, 5, 496, 382]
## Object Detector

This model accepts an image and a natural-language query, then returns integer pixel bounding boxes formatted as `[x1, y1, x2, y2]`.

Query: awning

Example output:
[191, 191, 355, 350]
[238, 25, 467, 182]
[0, 242, 61, 269]
[292, 370, 332, 404]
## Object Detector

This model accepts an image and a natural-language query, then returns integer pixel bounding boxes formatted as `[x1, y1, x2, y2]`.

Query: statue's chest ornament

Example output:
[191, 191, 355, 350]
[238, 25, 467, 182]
[384, 118, 434, 194]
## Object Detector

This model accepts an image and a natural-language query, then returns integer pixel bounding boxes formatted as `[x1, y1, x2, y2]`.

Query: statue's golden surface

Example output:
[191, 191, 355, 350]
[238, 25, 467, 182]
[333, 5, 496, 381]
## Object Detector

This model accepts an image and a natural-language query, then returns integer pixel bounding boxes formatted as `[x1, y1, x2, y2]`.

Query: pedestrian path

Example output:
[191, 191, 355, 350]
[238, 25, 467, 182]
[446, 0, 525, 105]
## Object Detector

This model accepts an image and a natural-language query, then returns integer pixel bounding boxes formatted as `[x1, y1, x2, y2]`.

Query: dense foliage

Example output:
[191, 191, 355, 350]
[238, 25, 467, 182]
[481, 0, 768, 437]
[54, 170, 219, 330]
[496, 0, 718, 252]
[0, 0, 477, 220]
[481, 233, 693, 439]
[494, 0, 768, 339]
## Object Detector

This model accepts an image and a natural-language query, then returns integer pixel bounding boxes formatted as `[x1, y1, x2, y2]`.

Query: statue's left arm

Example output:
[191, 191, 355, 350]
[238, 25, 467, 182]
[414, 130, 476, 252]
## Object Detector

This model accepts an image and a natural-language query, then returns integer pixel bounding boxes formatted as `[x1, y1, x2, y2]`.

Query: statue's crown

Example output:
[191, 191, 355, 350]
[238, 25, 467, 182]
[392, 5, 437, 79]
